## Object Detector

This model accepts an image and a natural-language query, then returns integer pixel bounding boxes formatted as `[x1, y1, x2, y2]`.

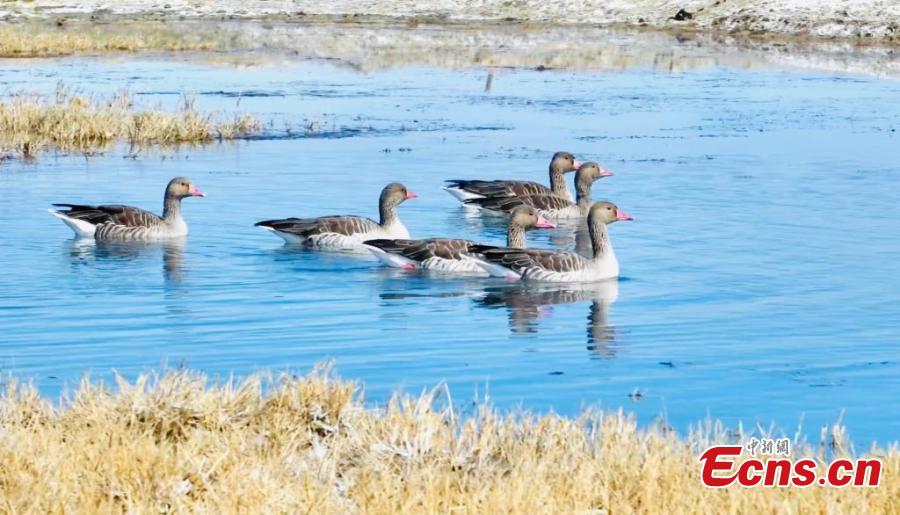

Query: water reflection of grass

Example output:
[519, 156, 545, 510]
[0, 86, 259, 159]
[4, 19, 899, 78]
[0, 364, 896, 511]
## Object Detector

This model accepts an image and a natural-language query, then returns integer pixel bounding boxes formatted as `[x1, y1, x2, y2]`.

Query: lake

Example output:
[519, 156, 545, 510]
[1, 50, 899, 447]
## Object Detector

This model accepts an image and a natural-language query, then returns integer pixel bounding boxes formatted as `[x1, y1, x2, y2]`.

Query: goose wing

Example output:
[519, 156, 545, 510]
[52, 203, 163, 227]
[255, 215, 379, 237]
[473, 247, 587, 274]
[444, 179, 551, 198]
[464, 193, 572, 213]
[365, 238, 476, 261]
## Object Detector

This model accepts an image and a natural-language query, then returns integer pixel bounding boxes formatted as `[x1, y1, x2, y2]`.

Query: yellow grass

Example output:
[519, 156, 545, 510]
[0, 87, 260, 158]
[0, 22, 235, 58]
[0, 364, 896, 513]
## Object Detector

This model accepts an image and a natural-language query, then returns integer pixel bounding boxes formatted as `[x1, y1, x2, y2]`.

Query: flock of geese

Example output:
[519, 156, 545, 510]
[49, 151, 631, 283]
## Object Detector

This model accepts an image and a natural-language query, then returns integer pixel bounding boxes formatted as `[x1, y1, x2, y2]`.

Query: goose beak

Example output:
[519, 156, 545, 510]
[406, 191, 418, 199]
[536, 216, 556, 229]
[616, 210, 633, 221]
[599, 167, 614, 177]
[572, 160, 583, 170]
[189, 186, 206, 198]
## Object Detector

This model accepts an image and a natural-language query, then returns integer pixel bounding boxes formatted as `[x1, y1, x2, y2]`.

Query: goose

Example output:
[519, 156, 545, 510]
[444, 151, 599, 203]
[363, 206, 554, 274]
[49, 177, 204, 241]
[466, 201, 632, 282]
[463, 162, 609, 220]
[255, 182, 415, 249]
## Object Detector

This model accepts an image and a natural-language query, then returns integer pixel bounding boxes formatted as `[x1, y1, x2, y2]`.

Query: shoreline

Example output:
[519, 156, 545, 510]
[2, 19, 900, 78]
[2, 0, 900, 45]
[1, 366, 897, 511]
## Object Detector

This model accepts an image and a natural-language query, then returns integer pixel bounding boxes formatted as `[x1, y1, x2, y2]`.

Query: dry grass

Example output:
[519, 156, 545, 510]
[0, 21, 237, 58]
[0, 87, 260, 158]
[0, 364, 897, 513]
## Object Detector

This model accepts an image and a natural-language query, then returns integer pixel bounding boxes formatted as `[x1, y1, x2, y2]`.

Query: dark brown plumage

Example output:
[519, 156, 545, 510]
[52, 204, 162, 227]
[463, 162, 610, 219]
[444, 151, 580, 201]
[364, 206, 553, 272]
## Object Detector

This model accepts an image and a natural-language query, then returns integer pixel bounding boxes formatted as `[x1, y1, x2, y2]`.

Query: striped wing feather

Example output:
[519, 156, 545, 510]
[365, 238, 476, 261]
[53, 204, 163, 227]
[464, 193, 572, 213]
[256, 216, 379, 237]
[476, 247, 587, 274]
[445, 179, 551, 198]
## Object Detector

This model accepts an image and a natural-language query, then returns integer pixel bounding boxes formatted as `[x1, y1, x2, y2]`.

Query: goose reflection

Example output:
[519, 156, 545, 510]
[65, 237, 186, 284]
[473, 280, 620, 358]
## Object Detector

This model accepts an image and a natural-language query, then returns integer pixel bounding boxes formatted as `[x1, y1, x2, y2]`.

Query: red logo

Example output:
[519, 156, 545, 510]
[699, 441, 882, 488]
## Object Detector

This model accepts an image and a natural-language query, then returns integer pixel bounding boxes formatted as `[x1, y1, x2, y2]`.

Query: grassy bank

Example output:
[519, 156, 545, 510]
[0, 87, 259, 158]
[0, 21, 240, 57]
[0, 365, 897, 512]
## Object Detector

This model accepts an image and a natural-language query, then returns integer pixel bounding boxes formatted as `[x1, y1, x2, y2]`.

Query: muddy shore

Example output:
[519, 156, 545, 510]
[3, 0, 900, 43]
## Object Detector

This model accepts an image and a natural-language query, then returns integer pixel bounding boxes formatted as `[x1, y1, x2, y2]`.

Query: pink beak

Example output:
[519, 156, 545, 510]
[572, 160, 583, 170]
[535, 216, 556, 229]
[616, 210, 633, 221]
[189, 186, 206, 198]
[599, 167, 614, 177]
[406, 191, 418, 199]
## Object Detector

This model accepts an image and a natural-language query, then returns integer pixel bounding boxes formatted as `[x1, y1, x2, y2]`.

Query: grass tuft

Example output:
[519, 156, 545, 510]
[0, 86, 260, 158]
[0, 364, 897, 512]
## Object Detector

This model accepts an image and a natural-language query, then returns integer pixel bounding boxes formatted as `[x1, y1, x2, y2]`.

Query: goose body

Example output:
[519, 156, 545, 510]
[256, 182, 415, 250]
[444, 151, 581, 203]
[468, 201, 632, 283]
[365, 238, 484, 273]
[464, 162, 611, 220]
[49, 177, 204, 242]
[364, 206, 554, 274]
[259, 216, 410, 248]
[466, 193, 582, 219]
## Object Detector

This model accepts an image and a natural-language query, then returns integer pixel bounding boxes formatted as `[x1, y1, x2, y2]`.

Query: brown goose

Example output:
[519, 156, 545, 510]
[444, 151, 599, 203]
[255, 182, 415, 249]
[363, 206, 554, 274]
[49, 177, 205, 241]
[463, 162, 609, 220]
[467, 201, 633, 282]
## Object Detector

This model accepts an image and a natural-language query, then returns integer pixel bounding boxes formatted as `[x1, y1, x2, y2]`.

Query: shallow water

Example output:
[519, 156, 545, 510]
[2, 55, 899, 446]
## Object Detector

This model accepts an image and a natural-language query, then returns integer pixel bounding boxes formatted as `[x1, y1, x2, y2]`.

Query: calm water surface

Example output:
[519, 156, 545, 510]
[1, 56, 899, 446]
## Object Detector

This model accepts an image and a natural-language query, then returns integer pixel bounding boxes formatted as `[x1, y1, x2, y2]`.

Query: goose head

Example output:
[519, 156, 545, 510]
[589, 201, 633, 225]
[166, 177, 205, 199]
[550, 151, 582, 174]
[575, 162, 614, 186]
[379, 182, 417, 208]
[510, 206, 556, 230]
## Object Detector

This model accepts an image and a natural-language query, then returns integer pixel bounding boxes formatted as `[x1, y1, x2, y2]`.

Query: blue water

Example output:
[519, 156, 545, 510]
[1, 56, 899, 446]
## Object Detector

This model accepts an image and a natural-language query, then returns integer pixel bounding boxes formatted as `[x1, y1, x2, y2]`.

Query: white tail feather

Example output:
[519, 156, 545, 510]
[48, 209, 96, 238]
[364, 245, 419, 269]
[462, 254, 521, 279]
[258, 226, 307, 244]
[442, 186, 484, 203]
